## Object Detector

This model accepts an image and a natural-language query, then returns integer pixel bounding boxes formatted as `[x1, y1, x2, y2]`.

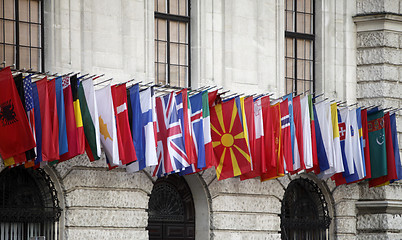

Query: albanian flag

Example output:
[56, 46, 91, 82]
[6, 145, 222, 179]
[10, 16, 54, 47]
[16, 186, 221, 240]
[210, 98, 252, 180]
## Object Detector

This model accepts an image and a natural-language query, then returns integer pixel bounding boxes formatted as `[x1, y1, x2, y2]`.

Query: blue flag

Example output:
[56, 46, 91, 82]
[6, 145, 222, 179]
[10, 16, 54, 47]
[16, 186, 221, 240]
[356, 108, 367, 178]
[32, 83, 43, 165]
[55, 76, 68, 155]
[283, 94, 295, 164]
[189, 91, 206, 169]
[390, 113, 402, 181]
[313, 105, 330, 172]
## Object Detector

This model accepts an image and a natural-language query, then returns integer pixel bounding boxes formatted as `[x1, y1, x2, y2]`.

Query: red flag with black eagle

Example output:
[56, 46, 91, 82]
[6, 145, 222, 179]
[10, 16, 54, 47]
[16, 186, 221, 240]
[0, 67, 36, 159]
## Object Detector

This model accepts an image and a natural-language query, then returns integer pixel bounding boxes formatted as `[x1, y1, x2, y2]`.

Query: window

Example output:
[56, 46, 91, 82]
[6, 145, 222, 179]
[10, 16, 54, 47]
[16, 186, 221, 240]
[155, 0, 190, 87]
[0, 167, 62, 240]
[0, 0, 43, 72]
[281, 178, 331, 240]
[285, 0, 314, 95]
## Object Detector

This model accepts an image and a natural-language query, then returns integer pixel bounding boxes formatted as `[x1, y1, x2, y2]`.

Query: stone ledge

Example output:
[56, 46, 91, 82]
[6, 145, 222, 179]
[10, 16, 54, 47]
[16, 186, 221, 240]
[212, 230, 281, 240]
[354, 13, 402, 32]
[65, 227, 148, 240]
[356, 200, 402, 214]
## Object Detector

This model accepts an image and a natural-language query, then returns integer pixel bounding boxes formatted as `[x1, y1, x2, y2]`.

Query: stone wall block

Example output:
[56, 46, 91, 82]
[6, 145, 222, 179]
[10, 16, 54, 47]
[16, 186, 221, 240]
[65, 188, 149, 209]
[357, 214, 388, 230]
[359, 182, 386, 199]
[357, 65, 399, 82]
[356, 81, 402, 99]
[66, 209, 148, 228]
[384, 183, 402, 200]
[336, 217, 357, 234]
[212, 213, 280, 231]
[66, 228, 148, 240]
[63, 168, 153, 193]
[55, 154, 107, 178]
[333, 184, 360, 201]
[357, 31, 400, 48]
[335, 201, 356, 216]
[212, 195, 281, 214]
[357, 48, 402, 65]
[356, 0, 400, 14]
[212, 231, 281, 240]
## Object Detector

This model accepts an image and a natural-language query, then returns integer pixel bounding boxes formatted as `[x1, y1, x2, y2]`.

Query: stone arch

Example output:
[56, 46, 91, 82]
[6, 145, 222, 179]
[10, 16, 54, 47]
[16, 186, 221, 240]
[278, 173, 336, 239]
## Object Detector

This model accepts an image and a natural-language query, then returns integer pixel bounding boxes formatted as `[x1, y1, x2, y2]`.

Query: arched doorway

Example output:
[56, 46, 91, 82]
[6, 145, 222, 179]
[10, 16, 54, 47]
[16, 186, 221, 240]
[0, 166, 62, 239]
[281, 178, 331, 240]
[147, 174, 195, 240]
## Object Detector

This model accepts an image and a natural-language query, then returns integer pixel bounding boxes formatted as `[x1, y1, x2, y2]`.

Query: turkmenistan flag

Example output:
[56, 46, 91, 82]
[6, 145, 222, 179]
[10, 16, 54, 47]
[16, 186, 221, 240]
[78, 78, 101, 161]
[367, 110, 387, 179]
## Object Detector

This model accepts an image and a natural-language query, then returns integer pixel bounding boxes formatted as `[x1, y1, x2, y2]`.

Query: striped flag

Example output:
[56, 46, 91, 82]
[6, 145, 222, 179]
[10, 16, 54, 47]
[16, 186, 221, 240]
[202, 90, 215, 169]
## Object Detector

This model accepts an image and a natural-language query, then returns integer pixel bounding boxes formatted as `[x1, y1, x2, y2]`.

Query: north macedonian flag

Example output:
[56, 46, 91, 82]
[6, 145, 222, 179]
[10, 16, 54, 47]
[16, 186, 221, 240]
[210, 98, 252, 180]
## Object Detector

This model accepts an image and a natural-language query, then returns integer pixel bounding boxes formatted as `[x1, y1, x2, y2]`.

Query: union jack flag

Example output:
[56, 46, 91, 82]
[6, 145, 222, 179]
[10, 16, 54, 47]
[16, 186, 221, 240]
[153, 92, 190, 177]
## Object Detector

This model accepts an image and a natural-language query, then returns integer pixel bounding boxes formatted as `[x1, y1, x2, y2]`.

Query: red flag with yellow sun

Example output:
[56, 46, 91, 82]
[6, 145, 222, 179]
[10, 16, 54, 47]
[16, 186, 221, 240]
[210, 98, 252, 180]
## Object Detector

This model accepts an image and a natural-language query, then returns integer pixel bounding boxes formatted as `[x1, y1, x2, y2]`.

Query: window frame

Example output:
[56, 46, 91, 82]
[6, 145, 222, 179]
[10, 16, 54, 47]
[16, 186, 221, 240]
[285, 0, 315, 95]
[0, 0, 44, 72]
[154, 0, 191, 88]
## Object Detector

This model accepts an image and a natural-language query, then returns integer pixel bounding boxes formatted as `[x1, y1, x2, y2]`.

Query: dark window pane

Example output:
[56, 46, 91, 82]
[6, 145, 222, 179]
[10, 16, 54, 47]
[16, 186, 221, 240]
[19, 0, 29, 22]
[19, 22, 29, 46]
[4, 0, 15, 19]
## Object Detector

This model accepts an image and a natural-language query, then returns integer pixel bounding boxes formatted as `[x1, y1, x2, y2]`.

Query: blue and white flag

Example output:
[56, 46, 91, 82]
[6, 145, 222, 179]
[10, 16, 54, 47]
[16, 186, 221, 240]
[189, 91, 206, 169]
[55, 76, 68, 155]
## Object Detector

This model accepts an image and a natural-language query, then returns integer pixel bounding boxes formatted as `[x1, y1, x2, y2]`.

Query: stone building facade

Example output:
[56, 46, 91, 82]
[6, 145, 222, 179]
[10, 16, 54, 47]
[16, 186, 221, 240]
[0, 0, 402, 239]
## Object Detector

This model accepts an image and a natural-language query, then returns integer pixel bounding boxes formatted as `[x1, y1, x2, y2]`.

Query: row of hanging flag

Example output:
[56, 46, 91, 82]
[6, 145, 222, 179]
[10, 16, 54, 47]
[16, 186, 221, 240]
[0, 66, 400, 188]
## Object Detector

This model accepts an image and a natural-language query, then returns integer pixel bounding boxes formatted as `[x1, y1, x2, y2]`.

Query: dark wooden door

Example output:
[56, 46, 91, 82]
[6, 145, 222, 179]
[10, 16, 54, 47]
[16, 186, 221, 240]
[147, 174, 195, 240]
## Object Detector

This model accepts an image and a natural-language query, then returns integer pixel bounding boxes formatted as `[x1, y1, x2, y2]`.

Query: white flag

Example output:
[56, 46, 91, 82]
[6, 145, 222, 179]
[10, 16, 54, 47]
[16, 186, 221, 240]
[96, 85, 120, 166]
[301, 96, 313, 169]
[349, 108, 365, 179]
[339, 108, 355, 175]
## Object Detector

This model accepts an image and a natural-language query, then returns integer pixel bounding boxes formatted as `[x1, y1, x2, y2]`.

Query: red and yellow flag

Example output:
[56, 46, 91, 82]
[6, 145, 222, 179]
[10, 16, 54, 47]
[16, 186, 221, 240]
[210, 98, 251, 180]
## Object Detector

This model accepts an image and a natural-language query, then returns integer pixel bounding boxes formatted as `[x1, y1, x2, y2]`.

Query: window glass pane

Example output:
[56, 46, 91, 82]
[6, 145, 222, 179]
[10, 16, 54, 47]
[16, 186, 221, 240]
[305, 15, 312, 34]
[31, 24, 40, 47]
[178, 0, 187, 16]
[286, 11, 293, 32]
[305, 0, 312, 13]
[157, 19, 167, 41]
[169, 65, 179, 86]
[305, 40, 312, 60]
[169, 0, 178, 15]
[305, 61, 311, 80]
[179, 44, 187, 66]
[296, 0, 304, 12]
[296, 80, 304, 95]
[285, 38, 293, 58]
[19, 0, 29, 22]
[30, 0, 40, 23]
[305, 80, 312, 93]
[5, 44, 15, 66]
[170, 21, 178, 43]
[296, 39, 305, 60]
[31, 48, 39, 71]
[285, 0, 293, 11]
[19, 46, 29, 69]
[4, 0, 15, 19]
[156, 63, 166, 84]
[179, 66, 187, 87]
[286, 78, 293, 94]
[170, 43, 178, 65]
[297, 60, 304, 79]
[0, 44, 4, 61]
[19, 22, 29, 46]
[157, 0, 167, 13]
[157, 41, 167, 63]
[286, 58, 294, 78]
[296, 13, 304, 33]
[179, 22, 187, 43]
[5, 20, 14, 44]
[0, 20, 3, 42]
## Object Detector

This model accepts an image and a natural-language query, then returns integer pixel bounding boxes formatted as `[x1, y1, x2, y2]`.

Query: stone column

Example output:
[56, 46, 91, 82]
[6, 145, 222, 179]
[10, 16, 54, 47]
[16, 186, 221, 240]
[354, 1, 402, 239]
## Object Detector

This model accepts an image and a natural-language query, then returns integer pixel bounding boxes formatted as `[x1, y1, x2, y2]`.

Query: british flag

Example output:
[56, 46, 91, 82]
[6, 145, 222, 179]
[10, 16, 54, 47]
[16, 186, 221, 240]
[153, 92, 190, 177]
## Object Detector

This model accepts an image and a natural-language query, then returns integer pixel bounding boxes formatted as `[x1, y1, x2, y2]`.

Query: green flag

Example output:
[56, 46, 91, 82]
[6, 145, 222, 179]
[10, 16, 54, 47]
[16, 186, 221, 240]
[367, 110, 387, 179]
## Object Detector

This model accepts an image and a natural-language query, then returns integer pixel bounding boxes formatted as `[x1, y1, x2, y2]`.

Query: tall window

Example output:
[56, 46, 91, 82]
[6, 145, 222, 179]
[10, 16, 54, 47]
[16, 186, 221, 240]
[285, 0, 314, 95]
[281, 178, 331, 240]
[0, 0, 43, 71]
[155, 0, 190, 87]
